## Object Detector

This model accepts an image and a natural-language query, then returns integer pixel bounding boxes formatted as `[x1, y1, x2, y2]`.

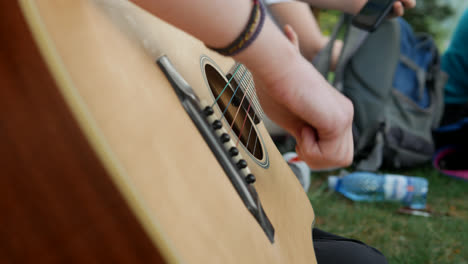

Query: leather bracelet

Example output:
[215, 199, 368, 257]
[208, 0, 265, 56]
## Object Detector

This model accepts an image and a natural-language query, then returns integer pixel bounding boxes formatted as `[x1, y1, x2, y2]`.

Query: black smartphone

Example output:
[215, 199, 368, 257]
[352, 0, 398, 32]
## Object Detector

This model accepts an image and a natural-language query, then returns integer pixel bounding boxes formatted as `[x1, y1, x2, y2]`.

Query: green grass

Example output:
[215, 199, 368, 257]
[308, 166, 468, 264]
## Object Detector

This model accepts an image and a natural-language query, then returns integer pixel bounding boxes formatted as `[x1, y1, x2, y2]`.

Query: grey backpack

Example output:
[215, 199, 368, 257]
[313, 15, 447, 171]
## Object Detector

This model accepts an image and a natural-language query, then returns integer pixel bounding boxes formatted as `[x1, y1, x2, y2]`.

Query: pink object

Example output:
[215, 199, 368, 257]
[433, 147, 468, 181]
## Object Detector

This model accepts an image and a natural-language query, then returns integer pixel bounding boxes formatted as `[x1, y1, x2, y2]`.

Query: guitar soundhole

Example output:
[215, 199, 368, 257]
[205, 64, 263, 160]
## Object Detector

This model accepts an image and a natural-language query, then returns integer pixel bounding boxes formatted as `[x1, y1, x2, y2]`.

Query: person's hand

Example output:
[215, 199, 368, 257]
[390, 0, 416, 17]
[253, 50, 354, 169]
[234, 18, 353, 170]
[271, 25, 352, 169]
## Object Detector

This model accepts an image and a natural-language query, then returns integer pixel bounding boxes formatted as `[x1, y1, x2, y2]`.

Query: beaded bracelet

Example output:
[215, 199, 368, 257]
[208, 0, 265, 56]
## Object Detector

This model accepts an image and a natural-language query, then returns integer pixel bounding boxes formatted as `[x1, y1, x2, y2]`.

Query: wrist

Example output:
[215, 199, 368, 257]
[233, 17, 300, 86]
[303, 36, 329, 62]
[207, 0, 265, 56]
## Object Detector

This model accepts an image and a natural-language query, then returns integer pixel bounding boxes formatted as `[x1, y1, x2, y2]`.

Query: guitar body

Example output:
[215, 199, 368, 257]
[1, 0, 316, 263]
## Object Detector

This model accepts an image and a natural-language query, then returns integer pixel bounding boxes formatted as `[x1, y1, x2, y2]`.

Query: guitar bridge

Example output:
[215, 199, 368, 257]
[157, 55, 275, 243]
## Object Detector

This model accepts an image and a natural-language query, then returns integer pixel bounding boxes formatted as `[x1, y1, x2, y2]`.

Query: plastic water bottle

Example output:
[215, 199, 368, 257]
[328, 172, 428, 209]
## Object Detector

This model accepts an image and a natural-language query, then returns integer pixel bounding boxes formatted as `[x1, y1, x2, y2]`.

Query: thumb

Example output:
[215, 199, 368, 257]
[283, 24, 299, 51]
[296, 126, 322, 167]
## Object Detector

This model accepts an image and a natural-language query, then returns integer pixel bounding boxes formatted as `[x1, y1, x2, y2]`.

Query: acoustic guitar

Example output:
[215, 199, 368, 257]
[1, 0, 316, 263]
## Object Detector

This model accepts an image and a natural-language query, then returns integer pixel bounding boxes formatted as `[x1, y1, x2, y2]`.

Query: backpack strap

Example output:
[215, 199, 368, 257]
[333, 22, 371, 92]
[312, 14, 348, 77]
[312, 13, 374, 92]
[399, 55, 427, 101]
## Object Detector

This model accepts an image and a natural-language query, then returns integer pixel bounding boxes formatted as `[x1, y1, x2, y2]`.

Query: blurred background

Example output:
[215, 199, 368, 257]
[319, 0, 468, 50]
[296, 1, 468, 262]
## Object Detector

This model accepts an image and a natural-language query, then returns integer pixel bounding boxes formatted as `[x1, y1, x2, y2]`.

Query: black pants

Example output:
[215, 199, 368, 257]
[313, 228, 388, 264]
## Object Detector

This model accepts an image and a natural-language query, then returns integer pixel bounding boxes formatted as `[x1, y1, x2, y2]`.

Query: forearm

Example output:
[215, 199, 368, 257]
[233, 17, 299, 84]
[269, 1, 327, 61]
[130, 0, 251, 49]
[298, 0, 366, 14]
[130, 0, 300, 85]
[130, 0, 355, 169]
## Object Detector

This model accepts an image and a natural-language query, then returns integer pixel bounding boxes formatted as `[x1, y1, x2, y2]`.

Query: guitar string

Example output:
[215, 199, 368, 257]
[230, 67, 257, 148]
[230, 76, 254, 129]
[213, 62, 262, 154]
[232, 64, 259, 153]
[230, 63, 263, 122]
[245, 117, 254, 149]
[243, 72, 261, 156]
[238, 64, 263, 120]
[211, 64, 242, 108]
[245, 83, 258, 151]
[252, 133, 259, 157]
[236, 102, 252, 147]
[237, 65, 258, 113]
[220, 69, 249, 119]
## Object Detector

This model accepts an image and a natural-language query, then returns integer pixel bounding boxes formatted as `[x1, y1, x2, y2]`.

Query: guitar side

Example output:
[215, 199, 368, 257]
[3, 0, 317, 263]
